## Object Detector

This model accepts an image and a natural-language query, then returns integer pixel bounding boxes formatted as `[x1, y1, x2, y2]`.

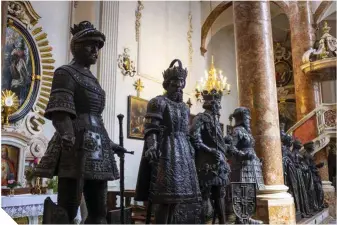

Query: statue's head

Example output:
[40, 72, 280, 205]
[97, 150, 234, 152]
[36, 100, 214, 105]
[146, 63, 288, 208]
[231, 107, 251, 128]
[1, 146, 9, 159]
[162, 59, 187, 102]
[70, 21, 105, 66]
[202, 91, 222, 116]
[293, 139, 303, 151]
[304, 141, 315, 153]
[281, 133, 293, 148]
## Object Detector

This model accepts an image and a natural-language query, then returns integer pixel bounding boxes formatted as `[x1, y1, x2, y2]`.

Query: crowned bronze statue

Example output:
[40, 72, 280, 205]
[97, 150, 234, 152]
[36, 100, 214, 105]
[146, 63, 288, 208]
[303, 142, 327, 211]
[189, 91, 230, 224]
[34, 21, 127, 224]
[135, 59, 201, 224]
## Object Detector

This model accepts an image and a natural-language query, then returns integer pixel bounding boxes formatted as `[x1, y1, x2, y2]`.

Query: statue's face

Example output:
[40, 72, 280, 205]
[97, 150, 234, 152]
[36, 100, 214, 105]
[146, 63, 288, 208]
[166, 78, 185, 102]
[1, 147, 8, 159]
[74, 40, 100, 66]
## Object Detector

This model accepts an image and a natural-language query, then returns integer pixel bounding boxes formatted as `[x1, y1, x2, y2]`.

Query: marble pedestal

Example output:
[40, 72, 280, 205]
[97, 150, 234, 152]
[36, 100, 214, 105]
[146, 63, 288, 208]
[256, 185, 296, 224]
[322, 181, 336, 219]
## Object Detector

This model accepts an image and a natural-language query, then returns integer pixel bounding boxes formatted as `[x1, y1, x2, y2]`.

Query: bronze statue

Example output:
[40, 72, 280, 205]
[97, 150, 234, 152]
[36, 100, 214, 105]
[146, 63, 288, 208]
[292, 139, 313, 218]
[134, 59, 201, 224]
[189, 91, 231, 224]
[280, 130, 301, 219]
[303, 142, 326, 211]
[34, 21, 127, 224]
[227, 107, 265, 190]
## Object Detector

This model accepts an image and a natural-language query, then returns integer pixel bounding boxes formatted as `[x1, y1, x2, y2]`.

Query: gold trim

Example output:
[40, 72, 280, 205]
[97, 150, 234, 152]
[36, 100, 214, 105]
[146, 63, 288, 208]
[37, 97, 49, 105]
[41, 81, 52, 87]
[135, 1, 144, 42]
[42, 76, 53, 82]
[37, 117, 45, 125]
[43, 71, 54, 76]
[39, 92, 50, 99]
[35, 33, 47, 41]
[41, 59, 55, 64]
[41, 87, 51, 92]
[41, 53, 52, 58]
[37, 40, 49, 47]
[42, 65, 54, 70]
[32, 27, 42, 35]
[39, 46, 52, 52]
[36, 102, 46, 110]
[301, 57, 337, 74]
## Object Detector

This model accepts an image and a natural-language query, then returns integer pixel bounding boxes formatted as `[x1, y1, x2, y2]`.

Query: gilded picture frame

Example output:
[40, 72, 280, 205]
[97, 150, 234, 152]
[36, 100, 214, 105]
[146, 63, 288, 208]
[127, 96, 148, 140]
[2, 1, 55, 124]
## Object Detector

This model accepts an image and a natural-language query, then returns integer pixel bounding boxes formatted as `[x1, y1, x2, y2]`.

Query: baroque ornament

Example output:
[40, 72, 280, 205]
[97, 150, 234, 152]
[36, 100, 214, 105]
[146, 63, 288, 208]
[135, 0, 144, 42]
[118, 48, 136, 77]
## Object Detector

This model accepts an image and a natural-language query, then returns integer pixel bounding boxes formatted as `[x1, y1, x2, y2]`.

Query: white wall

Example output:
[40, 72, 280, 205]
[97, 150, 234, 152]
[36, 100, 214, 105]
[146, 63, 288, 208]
[206, 25, 239, 128]
[31, 1, 71, 140]
[111, 1, 206, 189]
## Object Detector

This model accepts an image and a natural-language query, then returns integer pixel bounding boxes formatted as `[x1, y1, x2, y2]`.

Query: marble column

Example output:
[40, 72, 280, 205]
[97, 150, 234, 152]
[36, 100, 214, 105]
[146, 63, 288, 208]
[233, 1, 295, 224]
[1, 1, 8, 69]
[288, 1, 317, 120]
[314, 149, 336, 218]
[99, 1, 119, 138]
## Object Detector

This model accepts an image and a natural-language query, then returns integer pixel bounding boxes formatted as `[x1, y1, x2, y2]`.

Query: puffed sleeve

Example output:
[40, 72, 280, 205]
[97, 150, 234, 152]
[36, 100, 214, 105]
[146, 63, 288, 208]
[44, 67, 76, 120]
[143, 96, 166, 137]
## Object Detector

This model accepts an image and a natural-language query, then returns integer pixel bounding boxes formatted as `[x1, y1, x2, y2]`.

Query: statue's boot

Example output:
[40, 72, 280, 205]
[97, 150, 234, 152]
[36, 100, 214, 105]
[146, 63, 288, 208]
[214, 198, 226, 224]
[42, 197, 69, 224]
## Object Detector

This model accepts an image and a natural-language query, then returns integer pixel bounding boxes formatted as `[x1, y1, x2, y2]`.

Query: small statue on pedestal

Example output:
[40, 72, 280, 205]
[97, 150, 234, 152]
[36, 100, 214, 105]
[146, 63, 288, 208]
[34, 21, 127, 224]
[303, 142, 327, 211]
[189, 91, 231, 224]
[135, 59, 201, 224]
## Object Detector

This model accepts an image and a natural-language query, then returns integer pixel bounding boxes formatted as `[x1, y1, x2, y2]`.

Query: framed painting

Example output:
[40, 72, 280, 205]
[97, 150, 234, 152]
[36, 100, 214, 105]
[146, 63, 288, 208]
[127, 96, 148, 140]
[2, 1, 55, 125]
[275, 60, 292, 87]
[1, 144, 20, 187]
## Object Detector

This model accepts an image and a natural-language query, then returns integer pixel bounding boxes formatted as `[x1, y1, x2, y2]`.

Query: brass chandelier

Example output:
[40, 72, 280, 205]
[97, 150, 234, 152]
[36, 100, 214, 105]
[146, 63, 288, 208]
[195, 56, 231, 101]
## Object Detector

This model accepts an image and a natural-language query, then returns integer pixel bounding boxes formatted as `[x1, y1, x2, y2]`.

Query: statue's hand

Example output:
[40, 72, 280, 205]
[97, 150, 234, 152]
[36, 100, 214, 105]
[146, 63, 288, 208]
[244, 152, 255, 160]
[113, 145, 128, 157]
[209, 148, 221, 161]
[61, 134, 75, 151]
[145, 146, 161, 161]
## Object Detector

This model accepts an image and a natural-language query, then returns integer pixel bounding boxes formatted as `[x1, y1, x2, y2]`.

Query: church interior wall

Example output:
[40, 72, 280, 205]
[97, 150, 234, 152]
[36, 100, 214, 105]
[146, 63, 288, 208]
[30, 1, 71, 140]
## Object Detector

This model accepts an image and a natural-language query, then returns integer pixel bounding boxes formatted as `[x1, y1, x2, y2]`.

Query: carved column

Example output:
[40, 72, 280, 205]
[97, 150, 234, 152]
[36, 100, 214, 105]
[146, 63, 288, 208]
[1, 1, 8, 68]
[233, 1, 295, 224]
[315, 148, 336, 218]
[288, 1, 317, 120]
[98, 1, 119, 138]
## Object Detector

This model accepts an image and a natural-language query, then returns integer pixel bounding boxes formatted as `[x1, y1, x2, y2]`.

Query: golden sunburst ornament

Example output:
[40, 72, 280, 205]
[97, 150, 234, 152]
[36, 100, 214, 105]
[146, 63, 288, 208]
[1, 90, 19, 125]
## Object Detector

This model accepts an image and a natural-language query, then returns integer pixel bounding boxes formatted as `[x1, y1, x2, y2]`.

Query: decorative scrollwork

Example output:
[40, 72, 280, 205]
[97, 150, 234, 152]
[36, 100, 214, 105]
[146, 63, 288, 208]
[118, 48, 136, 77]
[28, 136, 48, 158]
[135, 0, 144, 42]
[324, 109, 336, 127]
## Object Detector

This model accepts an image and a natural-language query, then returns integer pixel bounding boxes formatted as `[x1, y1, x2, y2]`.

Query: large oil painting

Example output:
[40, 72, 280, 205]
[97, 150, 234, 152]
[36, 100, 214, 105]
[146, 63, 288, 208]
[1, 144, 20, 187]
[127, 96, 148, 140]
[2, 25, 33, 107]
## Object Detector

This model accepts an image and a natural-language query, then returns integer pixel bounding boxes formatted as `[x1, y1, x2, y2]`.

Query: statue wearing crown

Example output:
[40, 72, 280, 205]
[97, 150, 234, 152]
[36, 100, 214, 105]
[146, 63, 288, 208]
[189, 90, 233, 224]
[34, 21, 127, 224]
[135, 59, 201, 224]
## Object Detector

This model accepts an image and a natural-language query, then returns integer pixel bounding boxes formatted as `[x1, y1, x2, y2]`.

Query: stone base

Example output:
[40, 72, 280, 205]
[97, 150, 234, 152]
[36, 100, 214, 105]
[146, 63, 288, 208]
[322, 181, 336, 219]
[255, 185, 296, 224]
[297, 208, 329, 224]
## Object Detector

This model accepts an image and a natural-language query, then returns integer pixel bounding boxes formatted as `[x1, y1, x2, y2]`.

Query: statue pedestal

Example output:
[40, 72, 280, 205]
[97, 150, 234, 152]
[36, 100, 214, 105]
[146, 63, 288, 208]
[322, 181, 336, 219]
[255, 185, 296, 224]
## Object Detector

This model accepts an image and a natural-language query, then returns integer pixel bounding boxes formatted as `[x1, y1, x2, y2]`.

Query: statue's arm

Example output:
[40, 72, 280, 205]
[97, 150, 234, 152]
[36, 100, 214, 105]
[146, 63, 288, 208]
[225, 129, 253, 160]
[142, 97, 165, 160]
[189, 116, 215, 153]
[45, 69, 77, 150]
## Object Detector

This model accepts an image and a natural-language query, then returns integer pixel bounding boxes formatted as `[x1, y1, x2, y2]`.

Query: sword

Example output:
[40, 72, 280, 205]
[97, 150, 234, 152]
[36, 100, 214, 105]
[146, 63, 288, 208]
[117, 114, 134, 224]
[145, 125, 166, 224]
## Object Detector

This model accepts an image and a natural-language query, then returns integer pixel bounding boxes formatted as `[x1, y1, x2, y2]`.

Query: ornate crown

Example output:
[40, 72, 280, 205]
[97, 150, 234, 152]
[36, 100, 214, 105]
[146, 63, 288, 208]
[70, 21, 105, 48]
[163, 59, 187, 81]
[201, 89, 222, 102]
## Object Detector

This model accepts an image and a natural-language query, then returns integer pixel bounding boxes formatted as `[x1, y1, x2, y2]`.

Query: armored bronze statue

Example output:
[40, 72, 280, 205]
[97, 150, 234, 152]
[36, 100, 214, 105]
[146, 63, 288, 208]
[227, 107, 265, 190]
[280, 129, 301, 219]
[292, 139, 313, 218]
[135, 59, 201, 224]
[303, 142, 326, 211]
[189, 91, 231, 224]
[34, 21, 127, 224]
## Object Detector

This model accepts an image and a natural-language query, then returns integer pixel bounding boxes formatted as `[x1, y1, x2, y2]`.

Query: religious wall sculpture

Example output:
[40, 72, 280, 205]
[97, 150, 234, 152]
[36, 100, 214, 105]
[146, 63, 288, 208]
[34, 21, 128, 224]
[135, 59, 201, 224]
